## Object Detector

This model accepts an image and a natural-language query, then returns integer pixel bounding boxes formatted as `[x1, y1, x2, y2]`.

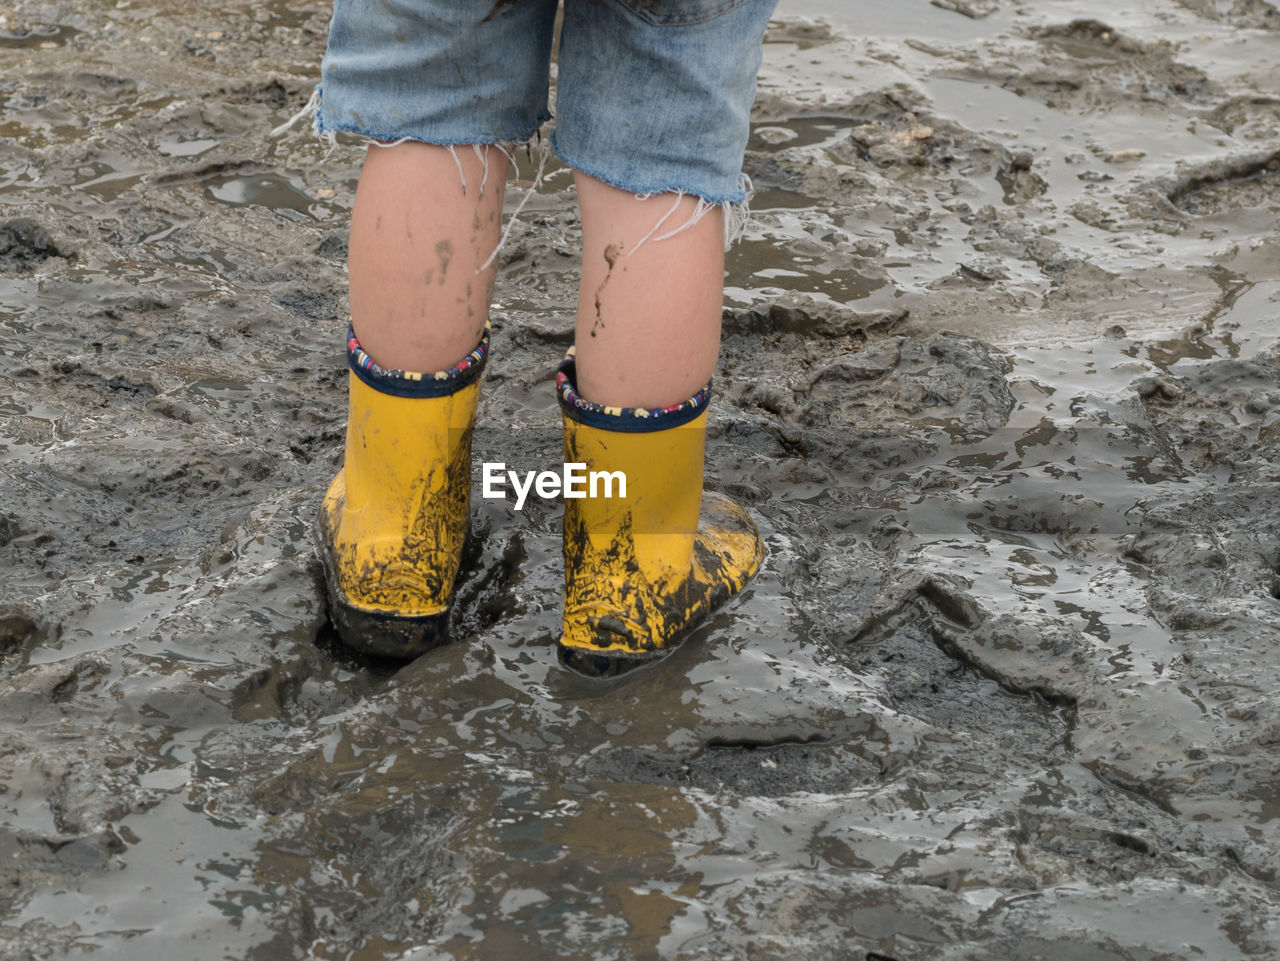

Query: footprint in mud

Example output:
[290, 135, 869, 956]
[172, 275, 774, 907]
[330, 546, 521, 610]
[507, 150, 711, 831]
[1207, 96, 1280, 142]
[0, 608, 43, 662]
[0, 23, 78, 48]
[1027, 19, 1215, 105]
[0, 218, 73, 271]
[1174, 0, 1280, 31]
[1168, 149, 1280, 217]
[842, 576, 1073, 761]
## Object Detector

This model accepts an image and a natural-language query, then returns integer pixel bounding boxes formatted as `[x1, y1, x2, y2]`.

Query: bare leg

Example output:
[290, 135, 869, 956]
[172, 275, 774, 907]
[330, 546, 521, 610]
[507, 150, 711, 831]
[573, 172, 724, 409]
[348, 142, 509, 371]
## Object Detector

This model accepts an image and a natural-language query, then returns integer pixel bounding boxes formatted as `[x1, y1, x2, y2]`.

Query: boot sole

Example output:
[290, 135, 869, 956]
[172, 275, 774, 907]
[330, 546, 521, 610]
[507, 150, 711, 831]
[558, 493, 765, 678]
[313, 509, 452, 660]
[557, 644, 668, 678]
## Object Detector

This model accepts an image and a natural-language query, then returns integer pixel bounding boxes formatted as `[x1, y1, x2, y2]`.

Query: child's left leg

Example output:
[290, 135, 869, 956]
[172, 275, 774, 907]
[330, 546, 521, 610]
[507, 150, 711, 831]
[311, 0, 558, 656]
[316, 142, 506, 658]
[348, 142, 508, 372]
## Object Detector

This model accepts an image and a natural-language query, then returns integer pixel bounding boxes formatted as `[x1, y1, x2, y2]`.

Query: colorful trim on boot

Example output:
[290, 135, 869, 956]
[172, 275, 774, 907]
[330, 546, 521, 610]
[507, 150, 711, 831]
[347, 323, 489, 398]
[555, 347, 710, 432]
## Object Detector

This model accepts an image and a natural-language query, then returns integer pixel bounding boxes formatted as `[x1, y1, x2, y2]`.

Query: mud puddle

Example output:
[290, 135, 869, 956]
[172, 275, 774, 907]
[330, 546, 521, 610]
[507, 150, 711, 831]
[3, 0, 1280, 959]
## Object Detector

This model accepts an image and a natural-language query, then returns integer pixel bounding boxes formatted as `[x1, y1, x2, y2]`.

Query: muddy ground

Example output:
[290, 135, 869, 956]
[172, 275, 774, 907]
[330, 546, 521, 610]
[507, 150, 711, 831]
[2, 0, 1279, 958]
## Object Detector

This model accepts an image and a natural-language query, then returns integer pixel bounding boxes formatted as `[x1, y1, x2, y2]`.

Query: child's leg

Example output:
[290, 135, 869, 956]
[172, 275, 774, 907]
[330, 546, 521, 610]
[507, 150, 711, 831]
[349, 142, 508, 372]
[572, 173, 724, 410]
[316, 0, 557, 371]
[554, 0, 778, 411]
[550, 0, 779, 674]
[319, 143, 505, 658]
[311, 0, 558, 656]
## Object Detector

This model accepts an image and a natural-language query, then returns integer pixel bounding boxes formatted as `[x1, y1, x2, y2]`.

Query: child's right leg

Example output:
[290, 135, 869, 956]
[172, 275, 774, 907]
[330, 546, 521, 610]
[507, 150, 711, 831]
[316, 142, 505, 658]
[311, 1, 558, 656]
[349, 142, 508, 374]
[318, 0, 556, 374]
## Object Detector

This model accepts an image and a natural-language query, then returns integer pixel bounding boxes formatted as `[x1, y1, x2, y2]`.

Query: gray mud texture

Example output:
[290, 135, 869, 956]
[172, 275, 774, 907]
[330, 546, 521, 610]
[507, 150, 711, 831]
[2, 0, 1280, 959]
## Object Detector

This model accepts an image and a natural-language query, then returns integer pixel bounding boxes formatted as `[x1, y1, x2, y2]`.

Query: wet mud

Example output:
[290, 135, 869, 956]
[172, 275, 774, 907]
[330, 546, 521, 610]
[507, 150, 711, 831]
[2, 0, 1279, 958]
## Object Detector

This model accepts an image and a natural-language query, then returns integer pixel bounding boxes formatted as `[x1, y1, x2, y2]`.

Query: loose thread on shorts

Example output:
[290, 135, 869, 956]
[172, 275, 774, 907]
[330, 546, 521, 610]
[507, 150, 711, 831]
[625, 172, 754, 255]
[474, 143, 490, 196]
[270, 87, 320, 137]
[476, 134, 552, 273]
[270, 88, 338, 157]
[722, 173, 754, 249]
[626, 192, 686, 258]
[667, 198, 718, 242]
[447, 145, 468, 195]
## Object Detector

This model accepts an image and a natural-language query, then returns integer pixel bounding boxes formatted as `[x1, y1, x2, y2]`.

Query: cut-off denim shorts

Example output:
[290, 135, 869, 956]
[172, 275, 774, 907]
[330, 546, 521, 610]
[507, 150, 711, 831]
[315, 0, 780, 205]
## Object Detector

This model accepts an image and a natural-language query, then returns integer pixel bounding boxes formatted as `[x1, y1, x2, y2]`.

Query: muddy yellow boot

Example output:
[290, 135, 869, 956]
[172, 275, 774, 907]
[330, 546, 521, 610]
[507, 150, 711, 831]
[315, 325, 487, 658]
[555, 349, 764, 677]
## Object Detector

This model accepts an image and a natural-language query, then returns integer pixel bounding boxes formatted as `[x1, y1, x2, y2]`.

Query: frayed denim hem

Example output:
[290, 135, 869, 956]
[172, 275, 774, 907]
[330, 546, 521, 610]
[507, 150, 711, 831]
[272, 87, 752, 256]
[551, 136, 753, 250]
[272, 85, 549, 153]
[271, 86, 551, 260]
[551, 141, 749, 207]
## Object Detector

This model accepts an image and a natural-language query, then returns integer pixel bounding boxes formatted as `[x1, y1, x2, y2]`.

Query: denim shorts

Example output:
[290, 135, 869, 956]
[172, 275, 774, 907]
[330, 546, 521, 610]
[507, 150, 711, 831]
[316, 0, 779, 204]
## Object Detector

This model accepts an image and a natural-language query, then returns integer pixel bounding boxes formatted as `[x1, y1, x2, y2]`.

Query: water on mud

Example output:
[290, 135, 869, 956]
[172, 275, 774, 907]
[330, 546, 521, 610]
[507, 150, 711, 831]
[2, 1, 1279, 959]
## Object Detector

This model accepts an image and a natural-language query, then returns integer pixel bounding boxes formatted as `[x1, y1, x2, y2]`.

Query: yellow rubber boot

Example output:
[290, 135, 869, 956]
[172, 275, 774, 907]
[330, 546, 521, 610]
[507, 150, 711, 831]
[556, 349, 764, 677]
[315, 325, 487, 658]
